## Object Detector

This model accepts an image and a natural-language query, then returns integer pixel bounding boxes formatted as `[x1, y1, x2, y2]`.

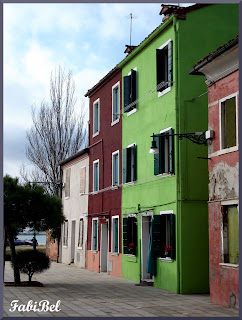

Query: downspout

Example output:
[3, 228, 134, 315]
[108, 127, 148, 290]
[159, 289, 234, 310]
[173, 15, 181, 294]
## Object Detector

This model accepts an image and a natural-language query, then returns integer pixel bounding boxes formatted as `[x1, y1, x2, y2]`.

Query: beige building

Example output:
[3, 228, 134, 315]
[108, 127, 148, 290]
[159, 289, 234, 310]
[60, 148, 89, 268]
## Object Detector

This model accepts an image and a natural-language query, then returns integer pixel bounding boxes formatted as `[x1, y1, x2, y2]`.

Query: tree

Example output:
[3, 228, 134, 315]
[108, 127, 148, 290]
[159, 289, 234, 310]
[22, 66, 87, 196]
[14, 250, 50, 282]
[4, 175, 65, 284]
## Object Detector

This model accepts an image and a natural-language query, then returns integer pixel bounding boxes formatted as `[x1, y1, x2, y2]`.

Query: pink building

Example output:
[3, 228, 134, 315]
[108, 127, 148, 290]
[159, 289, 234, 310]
[189, 36, 239, 308]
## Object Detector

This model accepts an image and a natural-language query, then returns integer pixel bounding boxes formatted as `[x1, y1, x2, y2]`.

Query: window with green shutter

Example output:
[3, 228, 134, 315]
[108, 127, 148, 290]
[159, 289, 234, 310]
[222, 204, 239, 264]
[154, 128, 174, 175]
[152, 212, 175, 260]
[156, 40, 173, 93]
[123, 144, 137, 183]
[124, 69, 137, 113]
[91, 218, 98, 251]
[112, 216, 119, 253]
[220, 95, 237, 150]
[123, 216, 137, 256]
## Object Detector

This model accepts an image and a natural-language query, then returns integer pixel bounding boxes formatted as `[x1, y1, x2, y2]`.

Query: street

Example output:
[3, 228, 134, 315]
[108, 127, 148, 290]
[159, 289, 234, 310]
[4, 261, 239, 317]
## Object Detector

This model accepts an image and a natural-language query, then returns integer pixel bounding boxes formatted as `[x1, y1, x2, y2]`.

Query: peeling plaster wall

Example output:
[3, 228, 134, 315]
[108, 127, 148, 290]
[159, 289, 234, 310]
[207, 69, 239, 309]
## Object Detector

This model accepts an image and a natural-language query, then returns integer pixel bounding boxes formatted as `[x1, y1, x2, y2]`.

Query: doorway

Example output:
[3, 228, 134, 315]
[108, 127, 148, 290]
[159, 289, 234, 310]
[71, 220, 76, 263]
[100, 221, 108, 272]
[141, 214, 153, 281]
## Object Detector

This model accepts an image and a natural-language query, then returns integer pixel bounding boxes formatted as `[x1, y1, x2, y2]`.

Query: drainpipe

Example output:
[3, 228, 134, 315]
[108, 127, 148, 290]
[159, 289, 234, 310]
[173, 15, 181, 294]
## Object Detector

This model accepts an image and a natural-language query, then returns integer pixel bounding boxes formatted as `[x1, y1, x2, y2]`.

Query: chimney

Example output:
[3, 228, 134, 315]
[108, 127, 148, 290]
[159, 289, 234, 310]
[124, 45, 138, 55]
[160, 5, 181, 22]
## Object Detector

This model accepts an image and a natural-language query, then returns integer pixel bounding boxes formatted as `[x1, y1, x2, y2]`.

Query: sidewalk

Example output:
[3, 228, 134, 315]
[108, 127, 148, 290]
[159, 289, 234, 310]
[4, 261, 239, 317]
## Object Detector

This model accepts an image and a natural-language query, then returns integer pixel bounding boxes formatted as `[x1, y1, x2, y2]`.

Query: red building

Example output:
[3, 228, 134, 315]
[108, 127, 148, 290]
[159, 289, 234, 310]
[189, 36, 239, 308]
[85, 66, 122, 277]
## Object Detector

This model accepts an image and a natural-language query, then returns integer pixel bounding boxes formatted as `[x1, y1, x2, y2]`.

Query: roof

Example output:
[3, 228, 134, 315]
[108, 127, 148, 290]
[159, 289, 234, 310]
[118, 4, 210, 68]
[59, 148, 89, 167]
[188, 35, 239, 75]
[84, 65, 120, 97]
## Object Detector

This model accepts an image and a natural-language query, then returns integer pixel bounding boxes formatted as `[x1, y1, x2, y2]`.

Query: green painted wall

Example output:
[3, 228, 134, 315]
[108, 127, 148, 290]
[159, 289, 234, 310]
[121, 4, 238, 294]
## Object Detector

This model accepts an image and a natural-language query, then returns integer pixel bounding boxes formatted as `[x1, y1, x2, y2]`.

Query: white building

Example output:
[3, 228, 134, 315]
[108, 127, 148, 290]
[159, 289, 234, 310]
[60, 148, 89, 268]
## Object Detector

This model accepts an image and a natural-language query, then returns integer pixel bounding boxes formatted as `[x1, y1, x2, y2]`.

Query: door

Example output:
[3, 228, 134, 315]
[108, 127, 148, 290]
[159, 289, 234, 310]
[141, 215, 153, 281]
[100, 222, 108, 272]
[71, 220, 76, 263]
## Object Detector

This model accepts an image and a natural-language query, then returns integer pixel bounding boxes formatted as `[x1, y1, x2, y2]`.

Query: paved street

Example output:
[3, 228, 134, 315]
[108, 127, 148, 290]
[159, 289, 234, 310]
[4, 261, 239, 317]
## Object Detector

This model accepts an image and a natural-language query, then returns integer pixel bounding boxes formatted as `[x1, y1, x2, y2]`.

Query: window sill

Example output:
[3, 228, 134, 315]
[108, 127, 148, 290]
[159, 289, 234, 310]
[91, 250, 98, 253]
[159, 257, 173, 262]
[124, 181, 136, 186]
[209, 145, 238, 157]
[219, 263, 239, 269]
[62, 246, 68, 248]
[92, 190, 99, 194]
[80, 193, 86, 196]
[65, 197, 70, 200]
[77, 247, 83, 250]
[125, 254, 136, 258]
[111, 118, 120, 126]
[111, 185, 119, 190]
[158, 86, 171, 98]
[155, 173, 171, 178]
[127, 108, 137, 117]
[110, 252, 119, 256]
[92, 131, 100, 138]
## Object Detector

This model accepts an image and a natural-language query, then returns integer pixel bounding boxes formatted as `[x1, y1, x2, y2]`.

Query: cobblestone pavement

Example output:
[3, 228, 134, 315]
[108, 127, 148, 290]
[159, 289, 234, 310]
[3, 261, 239, 317]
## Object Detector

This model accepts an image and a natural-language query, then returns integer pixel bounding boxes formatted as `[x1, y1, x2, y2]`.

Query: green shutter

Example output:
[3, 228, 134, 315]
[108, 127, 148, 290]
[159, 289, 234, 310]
[131, 69, 137, 104]
[167, 41, 173, 87]
[154, 135, 160, 175]
[123, 148, 127, 183]
[132, 145, 137, 181]
[228, 205, 239, 264]
[152, 215, 161, 257]
[156, 49, 163, 92]
[123, 218, 128, 254]
[168, 128, 174, 173]
[160, 214, 166, 257]
[159, 135, 165, 174]
[132, 217, 137, 256]
[170, 214, 175, 260]
[123, 75, 131, 111]
[224, 97, 236, 148]
[127, 148, 132, 183]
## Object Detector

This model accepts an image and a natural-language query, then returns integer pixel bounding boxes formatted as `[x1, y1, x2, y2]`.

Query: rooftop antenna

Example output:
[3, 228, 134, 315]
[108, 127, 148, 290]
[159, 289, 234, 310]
[130, 13, 133, 46]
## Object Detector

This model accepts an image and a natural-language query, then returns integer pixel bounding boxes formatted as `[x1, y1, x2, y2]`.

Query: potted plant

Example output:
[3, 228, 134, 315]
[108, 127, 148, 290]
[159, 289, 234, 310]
[164, 245, 171, 258]
[127, 242, 135, 255]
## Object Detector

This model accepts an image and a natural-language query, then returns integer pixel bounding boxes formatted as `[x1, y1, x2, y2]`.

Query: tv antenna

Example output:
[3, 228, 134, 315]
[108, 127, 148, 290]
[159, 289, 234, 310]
[129, 13, 137, 47]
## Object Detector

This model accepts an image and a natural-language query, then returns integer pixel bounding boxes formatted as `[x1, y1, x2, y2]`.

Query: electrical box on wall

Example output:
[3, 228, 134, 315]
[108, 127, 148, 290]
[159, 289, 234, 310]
[205, 130, 214, 140]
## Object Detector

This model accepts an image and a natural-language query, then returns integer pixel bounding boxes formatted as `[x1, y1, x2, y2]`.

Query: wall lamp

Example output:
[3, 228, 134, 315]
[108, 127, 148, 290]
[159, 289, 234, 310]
[149, 130, 213, 154]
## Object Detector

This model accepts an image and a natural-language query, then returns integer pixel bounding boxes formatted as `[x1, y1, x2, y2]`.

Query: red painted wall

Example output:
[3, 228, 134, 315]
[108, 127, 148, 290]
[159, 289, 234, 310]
[87, 70, 122, 276]
[208, 70, 239, 309]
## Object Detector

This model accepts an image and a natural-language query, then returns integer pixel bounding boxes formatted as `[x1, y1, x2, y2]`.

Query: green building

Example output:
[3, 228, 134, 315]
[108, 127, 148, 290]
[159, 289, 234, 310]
[119, 4, 238, 294]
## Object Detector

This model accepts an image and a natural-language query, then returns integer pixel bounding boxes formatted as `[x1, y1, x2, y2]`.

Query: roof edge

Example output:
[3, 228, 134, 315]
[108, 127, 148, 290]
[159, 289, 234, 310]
[59, 148, 89, 167]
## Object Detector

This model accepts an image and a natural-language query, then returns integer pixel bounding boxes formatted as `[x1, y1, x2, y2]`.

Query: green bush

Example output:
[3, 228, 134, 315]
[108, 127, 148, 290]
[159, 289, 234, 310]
[12, 250, 50, 282]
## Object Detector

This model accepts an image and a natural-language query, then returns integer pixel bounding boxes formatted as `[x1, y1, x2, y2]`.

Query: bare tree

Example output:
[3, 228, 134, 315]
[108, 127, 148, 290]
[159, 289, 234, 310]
[23, 66, 87, 196]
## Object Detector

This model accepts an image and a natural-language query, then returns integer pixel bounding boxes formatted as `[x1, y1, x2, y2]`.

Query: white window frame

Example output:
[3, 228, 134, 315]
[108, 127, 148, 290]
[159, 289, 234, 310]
[124, 143, 136, 185]
[65, 168, 71, 199]
[91, 218, 98, 252]
[63, 220, 68, 247]
[157, 39, 172, 98]
[93, 98, 100, 137]
[111, 215, 119, 254]
[155, 126, 173, 177]
[112, 150, 119, 186]
[93, 159, 99, 193]
[77, 218, 84, 249]
[111, 81, 120, 126]
[219, 92, 238, 154]
[220, 200, 239, 267]
[159, 210, 174, 262]
[127, 67, 137, 117]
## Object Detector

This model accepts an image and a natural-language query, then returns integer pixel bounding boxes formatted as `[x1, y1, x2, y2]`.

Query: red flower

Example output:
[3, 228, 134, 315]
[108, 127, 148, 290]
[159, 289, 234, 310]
[128, 243, 134, 248]
[165, 245, 171, 252]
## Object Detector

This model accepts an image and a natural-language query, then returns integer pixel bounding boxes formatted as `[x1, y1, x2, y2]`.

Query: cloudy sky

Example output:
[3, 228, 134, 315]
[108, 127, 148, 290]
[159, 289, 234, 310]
[4, 3, 192, 179]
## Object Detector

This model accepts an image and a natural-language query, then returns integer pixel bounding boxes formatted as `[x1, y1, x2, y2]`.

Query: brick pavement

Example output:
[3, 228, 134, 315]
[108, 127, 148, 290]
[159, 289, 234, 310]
[3, 261, 239, 317]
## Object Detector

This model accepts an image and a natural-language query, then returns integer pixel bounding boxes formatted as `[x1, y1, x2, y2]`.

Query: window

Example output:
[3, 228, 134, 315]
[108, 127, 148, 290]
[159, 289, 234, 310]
[112, 82, 120, 124]
[123, 68, 137, 113]
[80, 167, 86, 194]
[222, 205, 239, 265]
[123, 144, 137, 183]
[78, 218, 84, 249]
[63, 220, 68, 246]
[156, 39, 173, 95]
[93, 160, 99, 192]
[112, 151, 119, 186]
[220, 94, 237, 150]
[154, 127, 174, 175]
[65, 168, 71, 197]
[111, 216, 119, 253]
[152, 212, 175, 260]
[93, 98, 100, 135]
[123, 216, 137, 255]
[91, 218, 98, 251]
